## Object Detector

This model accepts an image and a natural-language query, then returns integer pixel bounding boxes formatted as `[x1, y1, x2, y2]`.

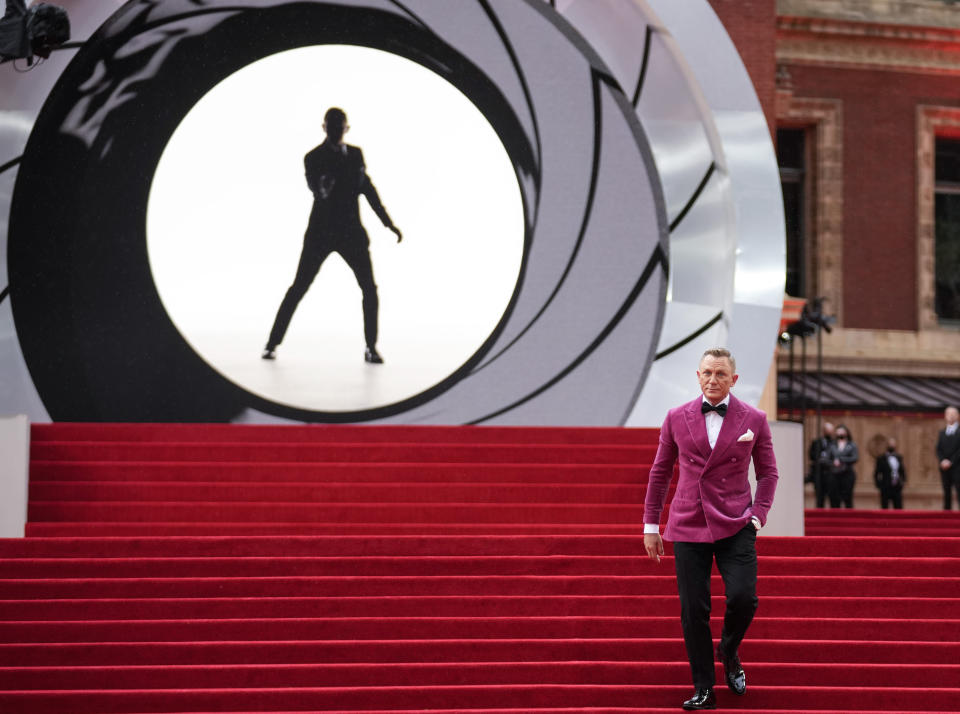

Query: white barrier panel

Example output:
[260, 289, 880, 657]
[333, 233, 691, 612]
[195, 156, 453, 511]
[751, 420, 804, 537]
[0, 414, 29, 538]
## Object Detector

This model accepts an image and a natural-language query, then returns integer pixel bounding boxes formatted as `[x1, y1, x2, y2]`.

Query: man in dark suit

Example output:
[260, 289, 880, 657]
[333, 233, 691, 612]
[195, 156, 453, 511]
[874, 437, 906, 509]
[807, 421, 834, 508]
[937, 406, 960, 510]
[643, 347, 779, 710]
[263, 107, 402, 364]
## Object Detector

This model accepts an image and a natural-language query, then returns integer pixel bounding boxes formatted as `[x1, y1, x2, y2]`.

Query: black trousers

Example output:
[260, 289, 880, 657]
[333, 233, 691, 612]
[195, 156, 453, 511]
[673, 526, 758, 689]
[268, 238, 378, 350]
[812, 469, 826, 508]
[828, 470, 855, 508]
[942, 470, 960, 510]
[879, 485, 903, 509]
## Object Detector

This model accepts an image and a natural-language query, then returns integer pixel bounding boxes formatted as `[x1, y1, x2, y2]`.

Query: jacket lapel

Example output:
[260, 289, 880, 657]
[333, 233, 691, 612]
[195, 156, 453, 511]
[683, 398, 712, 460]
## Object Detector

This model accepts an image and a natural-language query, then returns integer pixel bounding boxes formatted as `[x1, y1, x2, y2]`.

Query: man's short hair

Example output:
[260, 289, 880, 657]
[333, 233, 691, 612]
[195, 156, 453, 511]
[700, 347, 736, 374]
[324, 107, 346, 128]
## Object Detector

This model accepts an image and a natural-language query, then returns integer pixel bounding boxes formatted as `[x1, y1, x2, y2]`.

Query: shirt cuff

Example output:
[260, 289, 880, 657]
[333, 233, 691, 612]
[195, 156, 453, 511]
[643, 523, 660, 534]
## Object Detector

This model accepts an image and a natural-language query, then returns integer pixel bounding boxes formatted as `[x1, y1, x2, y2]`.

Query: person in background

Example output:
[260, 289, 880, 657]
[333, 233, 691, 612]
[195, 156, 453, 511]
[829, 424, 858, 508]
[807, 421, 834, 509]
[936, 406, 960, 510]
[873, 437, 906, 510]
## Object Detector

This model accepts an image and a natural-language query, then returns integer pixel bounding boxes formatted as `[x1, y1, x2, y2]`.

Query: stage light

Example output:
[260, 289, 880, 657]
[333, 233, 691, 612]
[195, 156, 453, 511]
[0, 0, 70, 66]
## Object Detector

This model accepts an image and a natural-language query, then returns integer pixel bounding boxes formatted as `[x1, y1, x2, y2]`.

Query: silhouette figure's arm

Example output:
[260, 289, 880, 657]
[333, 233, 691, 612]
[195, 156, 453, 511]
[357, 150, 394, 228]
[2, 1, 27, 21]
[361, 175, 395, 227]
[359, 156, 402, 242]
[304, 153, 321, 196]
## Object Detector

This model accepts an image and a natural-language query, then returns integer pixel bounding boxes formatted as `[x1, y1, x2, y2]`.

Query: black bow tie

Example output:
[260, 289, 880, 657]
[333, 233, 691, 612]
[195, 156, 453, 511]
[701, 401, 727, 416]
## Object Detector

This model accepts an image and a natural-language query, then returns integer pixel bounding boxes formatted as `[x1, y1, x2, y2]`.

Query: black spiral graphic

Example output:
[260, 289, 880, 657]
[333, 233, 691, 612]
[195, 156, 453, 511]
[7, 0, 668, 424]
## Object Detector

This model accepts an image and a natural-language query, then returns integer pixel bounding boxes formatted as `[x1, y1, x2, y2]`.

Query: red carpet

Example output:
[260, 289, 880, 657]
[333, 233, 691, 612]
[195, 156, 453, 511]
[805, 508, 960, 537]
[2, 423, 960, 713]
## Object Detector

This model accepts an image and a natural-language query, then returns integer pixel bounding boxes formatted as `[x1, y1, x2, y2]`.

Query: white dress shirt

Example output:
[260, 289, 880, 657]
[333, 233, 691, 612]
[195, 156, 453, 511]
[886, 453, 901, 485]
[702, 395, 730, 449]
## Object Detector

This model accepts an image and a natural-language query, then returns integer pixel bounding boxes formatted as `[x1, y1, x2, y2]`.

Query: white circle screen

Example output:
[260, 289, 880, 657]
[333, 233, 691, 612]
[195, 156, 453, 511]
[147, 45, 525, 413]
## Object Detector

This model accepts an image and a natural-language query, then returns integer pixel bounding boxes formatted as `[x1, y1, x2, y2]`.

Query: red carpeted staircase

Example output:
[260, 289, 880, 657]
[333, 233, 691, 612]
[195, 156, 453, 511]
[805, 508, 960, 537]
[2, 423, 960, 713]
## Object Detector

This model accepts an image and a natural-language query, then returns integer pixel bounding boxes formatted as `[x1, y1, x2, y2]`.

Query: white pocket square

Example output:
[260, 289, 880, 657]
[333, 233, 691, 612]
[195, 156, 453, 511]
[737, 429, 754, 442]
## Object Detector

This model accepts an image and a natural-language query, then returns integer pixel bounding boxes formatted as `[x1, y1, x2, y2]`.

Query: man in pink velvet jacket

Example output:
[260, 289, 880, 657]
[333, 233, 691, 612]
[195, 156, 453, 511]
[643, 347, 778, 711]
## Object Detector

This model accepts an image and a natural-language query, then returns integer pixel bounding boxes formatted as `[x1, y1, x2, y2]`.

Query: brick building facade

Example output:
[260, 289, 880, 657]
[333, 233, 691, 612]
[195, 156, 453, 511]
[710, 0, 960, 508]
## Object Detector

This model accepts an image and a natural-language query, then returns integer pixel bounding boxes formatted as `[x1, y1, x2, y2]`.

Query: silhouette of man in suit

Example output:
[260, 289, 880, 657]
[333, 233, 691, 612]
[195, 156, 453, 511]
[263, 107, 402, 364]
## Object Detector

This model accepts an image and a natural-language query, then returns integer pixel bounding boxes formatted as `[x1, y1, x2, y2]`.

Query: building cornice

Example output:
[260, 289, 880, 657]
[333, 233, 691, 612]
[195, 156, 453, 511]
[777, 14, 960, 75]
[777, 0, 960, 31]
[777, 326, 960, 378]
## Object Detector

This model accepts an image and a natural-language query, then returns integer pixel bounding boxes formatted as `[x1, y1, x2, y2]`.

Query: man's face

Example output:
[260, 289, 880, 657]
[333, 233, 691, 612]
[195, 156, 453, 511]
[323, 118, 349, 143]
[947, 407, 959, 425]
[823, 422, 835, 438]
[697, 355, 738, 405]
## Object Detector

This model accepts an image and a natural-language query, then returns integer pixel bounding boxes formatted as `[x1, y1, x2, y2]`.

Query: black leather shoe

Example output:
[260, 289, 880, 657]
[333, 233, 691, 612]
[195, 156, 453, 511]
[261, 347, 276, 360]
[717, 643, 746, 695]
[682, 688, 716, 710]
[364, 347, 384, 364]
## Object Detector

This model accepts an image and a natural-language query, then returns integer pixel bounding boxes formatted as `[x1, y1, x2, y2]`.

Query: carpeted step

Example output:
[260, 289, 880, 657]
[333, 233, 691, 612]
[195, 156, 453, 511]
[3, 638, 957, 667]
[805, 509, 960, 536]
[28, 461, 654, 484]
[31, 423, 659, 445]
[26, 501, 649, 524]
[2, 661, 958, 690]
[4, 575, 953, 599]
[39, 710, 958, 714]
[806, 510, 960, 522]
[5, 616, 959, 643]
[806, 525, 960, 537]
[2, 683, 960, 713]
[1, 595, 955, 621]
[28, 480, 649, 504]
[30, 441, 658, 464]
[1, 534, 958, 557]
[3, 535, 958, 558]
[23, 522, 654, 536]
[3, 554, 957, 579]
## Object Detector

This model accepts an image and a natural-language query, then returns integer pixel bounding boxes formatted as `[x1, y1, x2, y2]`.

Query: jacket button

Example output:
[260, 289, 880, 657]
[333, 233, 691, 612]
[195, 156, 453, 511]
[730, 457, 737, 462]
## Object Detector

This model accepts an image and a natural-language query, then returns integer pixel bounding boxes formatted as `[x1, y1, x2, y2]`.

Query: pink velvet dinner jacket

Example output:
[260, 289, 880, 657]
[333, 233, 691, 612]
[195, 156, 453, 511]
[643, 394, 779, 543]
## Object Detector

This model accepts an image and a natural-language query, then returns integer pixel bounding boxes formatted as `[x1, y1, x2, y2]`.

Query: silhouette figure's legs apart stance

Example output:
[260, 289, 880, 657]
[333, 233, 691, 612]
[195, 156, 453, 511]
[266, 241, 378, 352]
[337, 242, 379, 350]
[267, 243, 330, 350]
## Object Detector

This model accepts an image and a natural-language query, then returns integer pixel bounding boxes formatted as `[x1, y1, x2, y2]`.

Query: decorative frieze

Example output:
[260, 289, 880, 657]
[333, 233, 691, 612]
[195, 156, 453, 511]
[777, 13, 960, 74]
